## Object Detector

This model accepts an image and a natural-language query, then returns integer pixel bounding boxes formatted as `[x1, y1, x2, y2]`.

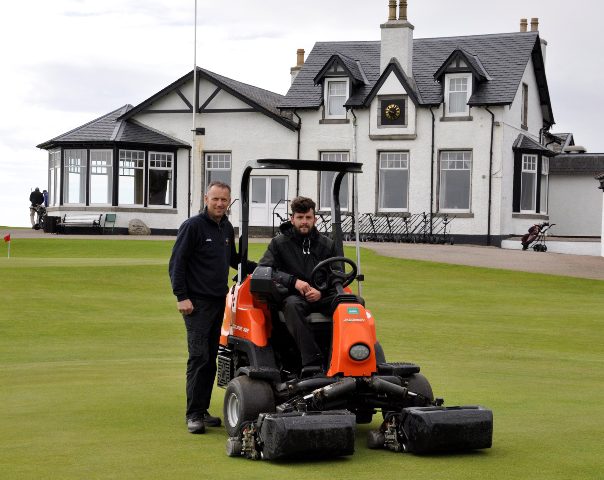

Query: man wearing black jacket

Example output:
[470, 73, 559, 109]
[258, 196, 338, 371]
[169, 181, 238, 434]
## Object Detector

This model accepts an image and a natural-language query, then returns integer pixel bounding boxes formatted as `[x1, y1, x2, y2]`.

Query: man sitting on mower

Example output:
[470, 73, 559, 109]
[258, 196, 338, 372]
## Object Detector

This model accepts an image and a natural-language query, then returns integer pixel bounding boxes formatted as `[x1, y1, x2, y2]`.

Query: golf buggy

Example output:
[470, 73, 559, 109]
[217, 159, 492, 460]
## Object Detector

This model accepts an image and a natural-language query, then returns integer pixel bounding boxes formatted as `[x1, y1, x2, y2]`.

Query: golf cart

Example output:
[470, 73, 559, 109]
[217, 159, 492, 460]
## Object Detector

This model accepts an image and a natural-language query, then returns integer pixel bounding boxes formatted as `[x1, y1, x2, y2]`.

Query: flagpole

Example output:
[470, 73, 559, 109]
[191, 0, 198, 216]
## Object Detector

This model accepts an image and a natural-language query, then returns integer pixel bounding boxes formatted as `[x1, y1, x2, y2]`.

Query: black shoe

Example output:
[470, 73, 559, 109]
[202, 411, 221, 427]
[186, 417, 206, 434]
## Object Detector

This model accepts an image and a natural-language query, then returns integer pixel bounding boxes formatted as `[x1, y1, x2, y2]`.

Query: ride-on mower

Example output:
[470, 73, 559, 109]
[218, 159, 493, 460]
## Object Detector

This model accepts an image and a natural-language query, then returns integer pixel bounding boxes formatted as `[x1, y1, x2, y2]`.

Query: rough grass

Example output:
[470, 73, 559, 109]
[0, 239, 602, 479]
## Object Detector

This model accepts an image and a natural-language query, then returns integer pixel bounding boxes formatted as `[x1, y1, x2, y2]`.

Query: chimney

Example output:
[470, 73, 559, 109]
[380, 0, 414, 75]
[530, 17, 539, 31]
[290, 48, 305, 84]
[520, 18, 527, 32]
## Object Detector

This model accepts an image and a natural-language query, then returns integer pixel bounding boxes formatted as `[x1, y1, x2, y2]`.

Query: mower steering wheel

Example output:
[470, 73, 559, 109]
[310, 256, 357, 291]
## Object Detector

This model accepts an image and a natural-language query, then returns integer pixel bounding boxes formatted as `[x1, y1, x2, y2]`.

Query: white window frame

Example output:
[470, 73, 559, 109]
[521, 82, 529, 128]
[324, 78, 349, 119]
[439, 150, 472, 212]
[319, 151, 349, 211]
[378, 152, 409, 212]
[205, 152, 232, 192]
[48, 149, 61, 207]
[89, 150, 113, 205]
[539, 157, 549, 214]
[63, 149, 87, 205]
[118, 149, 145, 206]
[520, 154, 538, 213]
[148, 151, 174, 207]
[444, 73, 472, 117]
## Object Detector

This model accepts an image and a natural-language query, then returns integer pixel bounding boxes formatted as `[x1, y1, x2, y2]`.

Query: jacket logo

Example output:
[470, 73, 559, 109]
[205, 238, 212, 242]
[225, 238, 230, 245]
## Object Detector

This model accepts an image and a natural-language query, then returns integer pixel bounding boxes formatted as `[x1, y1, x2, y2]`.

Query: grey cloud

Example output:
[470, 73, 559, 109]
[26, 63, 177, 114]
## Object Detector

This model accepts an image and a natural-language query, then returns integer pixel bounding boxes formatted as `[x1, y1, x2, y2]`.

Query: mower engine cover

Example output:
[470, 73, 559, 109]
[259, 410, 356, 460]
[402, 406, 493, 454]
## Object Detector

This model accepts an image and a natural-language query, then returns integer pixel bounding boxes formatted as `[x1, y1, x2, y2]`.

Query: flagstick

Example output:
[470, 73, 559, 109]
[7, 241, 10, 258]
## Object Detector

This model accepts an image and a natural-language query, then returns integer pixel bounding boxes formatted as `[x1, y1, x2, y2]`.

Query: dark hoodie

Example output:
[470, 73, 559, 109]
[258, 221, 338, 293]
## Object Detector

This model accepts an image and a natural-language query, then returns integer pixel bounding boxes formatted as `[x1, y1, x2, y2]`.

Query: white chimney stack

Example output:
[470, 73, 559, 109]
[380, 0, 414, 75]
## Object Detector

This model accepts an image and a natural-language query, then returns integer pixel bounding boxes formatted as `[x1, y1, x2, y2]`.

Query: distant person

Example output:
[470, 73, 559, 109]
[29, 187, 44, 228]
[168, 181, 254, 434]
[42, 189, 49, 207]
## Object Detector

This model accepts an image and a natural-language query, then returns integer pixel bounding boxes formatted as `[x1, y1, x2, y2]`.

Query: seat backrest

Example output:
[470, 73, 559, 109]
[105, 213, 116, 222]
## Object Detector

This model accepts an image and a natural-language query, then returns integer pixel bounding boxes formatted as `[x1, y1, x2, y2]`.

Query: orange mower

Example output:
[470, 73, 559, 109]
[217, 159, 493, 460]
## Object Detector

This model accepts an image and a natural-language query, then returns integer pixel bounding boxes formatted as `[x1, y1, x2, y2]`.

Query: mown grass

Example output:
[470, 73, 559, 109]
[0, 239, 602, 479]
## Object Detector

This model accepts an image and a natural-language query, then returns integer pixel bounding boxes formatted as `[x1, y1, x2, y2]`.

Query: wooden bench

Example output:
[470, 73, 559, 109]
[59, 213, 103, 233]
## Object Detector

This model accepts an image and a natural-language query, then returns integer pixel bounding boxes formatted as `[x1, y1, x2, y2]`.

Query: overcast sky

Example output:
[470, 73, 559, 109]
[1, 0, 602, 227]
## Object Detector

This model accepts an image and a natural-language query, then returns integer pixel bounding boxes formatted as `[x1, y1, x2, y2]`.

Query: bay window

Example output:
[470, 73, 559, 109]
[119, 150, 145, 205]
[48, 150, 61, 206]
[149, 152, 173, 206]
[90, 150, 113, 205]
[520, 154, 537, 213]
[64, 149, 87, 204]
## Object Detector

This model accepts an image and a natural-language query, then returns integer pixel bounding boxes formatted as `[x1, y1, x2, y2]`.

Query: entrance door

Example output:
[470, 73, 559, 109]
[250, 176, 288, 226]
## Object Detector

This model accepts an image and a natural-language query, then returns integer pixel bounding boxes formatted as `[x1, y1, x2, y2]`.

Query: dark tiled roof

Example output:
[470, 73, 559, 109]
[118, 68, 296, 130]
[37, 105, 190, 149]
[281, 41, 380, 109]
[280, 32, 544, 113]
[550, 154, 604, 175]
[314, 53, 367, 86]
[433, 48, 491, 82]
[512, 134, 556, 156]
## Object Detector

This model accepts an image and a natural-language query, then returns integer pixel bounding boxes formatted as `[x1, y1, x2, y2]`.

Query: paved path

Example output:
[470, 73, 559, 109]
[3, 228, 603, 281]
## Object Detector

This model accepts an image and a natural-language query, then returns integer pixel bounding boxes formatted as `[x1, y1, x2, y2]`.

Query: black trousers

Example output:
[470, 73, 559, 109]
[282, 294, 335, 367]
[182, 296, 225, 419]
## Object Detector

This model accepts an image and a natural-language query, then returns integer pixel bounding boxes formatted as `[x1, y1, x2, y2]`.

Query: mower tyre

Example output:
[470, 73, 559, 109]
[224, 376, 275, 437]
[382, 373, 434, 419]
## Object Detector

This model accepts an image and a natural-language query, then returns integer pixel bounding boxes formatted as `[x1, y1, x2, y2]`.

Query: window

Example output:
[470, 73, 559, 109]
[320, 152, 349, 210]
[48, 150, 61, 206]
[521, 83, 528, 129]
[149, 152, 173, 206]
[378, 152, 409, 211]
[119, 150, 145, 205]
[520, 154, 537, 212]
[205, 153, 232, 190]
[90, 150, 113, 204]
[324, 79, 348, 118]
[64, 149, 87, 204]
[445, 74, 471, 116]
[439, 151, 472, 211]
[539, 158, 549, 214]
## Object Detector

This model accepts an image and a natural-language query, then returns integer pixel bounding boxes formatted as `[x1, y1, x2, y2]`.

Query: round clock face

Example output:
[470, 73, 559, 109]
[384, 103, 401, 120]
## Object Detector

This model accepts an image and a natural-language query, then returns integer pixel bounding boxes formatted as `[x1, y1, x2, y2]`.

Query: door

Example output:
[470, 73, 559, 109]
[250, 176, 288, 226]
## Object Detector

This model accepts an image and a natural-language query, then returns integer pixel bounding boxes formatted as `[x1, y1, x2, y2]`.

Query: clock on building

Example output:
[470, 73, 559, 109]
[380, 98, 405, 126]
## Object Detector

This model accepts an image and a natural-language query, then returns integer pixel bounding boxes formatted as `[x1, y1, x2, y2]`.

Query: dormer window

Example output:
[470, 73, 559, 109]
[445, 73, 472, 116]
[325, 78, 349, 118]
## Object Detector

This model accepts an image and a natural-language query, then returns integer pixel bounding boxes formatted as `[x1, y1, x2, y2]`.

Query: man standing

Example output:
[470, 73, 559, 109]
[29, 187, 44, 228]
[169, 181, 237, 434]
[258, 197, 338, 372]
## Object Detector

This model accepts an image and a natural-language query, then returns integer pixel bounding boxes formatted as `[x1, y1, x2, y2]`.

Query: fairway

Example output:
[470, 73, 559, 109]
[1, 239, 602, 479]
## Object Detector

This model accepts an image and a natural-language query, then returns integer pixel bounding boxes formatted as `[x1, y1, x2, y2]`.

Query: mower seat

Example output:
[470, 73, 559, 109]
[277, 312, 332, 324]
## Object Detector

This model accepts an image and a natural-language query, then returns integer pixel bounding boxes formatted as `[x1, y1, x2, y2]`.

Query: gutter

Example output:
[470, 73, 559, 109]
[485, 106, 495, 246]
[294, 110, 302, 196]
[429, 106, 436, 235]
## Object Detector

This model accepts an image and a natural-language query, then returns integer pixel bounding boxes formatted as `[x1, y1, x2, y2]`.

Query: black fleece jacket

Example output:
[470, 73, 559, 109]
[169, 210, 238, 300]
[258, 221, 338, 293]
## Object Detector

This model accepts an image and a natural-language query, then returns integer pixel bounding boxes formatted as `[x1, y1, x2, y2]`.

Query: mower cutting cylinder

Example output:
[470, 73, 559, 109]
[259, 410, 356, 460]
[401, 406, 493, 454]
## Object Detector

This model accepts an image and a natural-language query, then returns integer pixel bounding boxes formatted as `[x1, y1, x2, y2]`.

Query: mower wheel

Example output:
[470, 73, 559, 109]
[224, 376, 275, 437]
[367, 429, 385, 449]
[374, 342, 386, 364]
[225, 437, 243, 457]
[406, 373, 434, 406]
[354, 409, 374, 424]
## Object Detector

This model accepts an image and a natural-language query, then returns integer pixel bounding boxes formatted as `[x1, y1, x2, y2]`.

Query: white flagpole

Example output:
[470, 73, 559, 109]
[191, 0, 198, 215]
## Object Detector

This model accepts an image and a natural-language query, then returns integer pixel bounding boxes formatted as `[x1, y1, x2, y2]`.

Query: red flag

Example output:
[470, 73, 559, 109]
[3, 234, 10, 242]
